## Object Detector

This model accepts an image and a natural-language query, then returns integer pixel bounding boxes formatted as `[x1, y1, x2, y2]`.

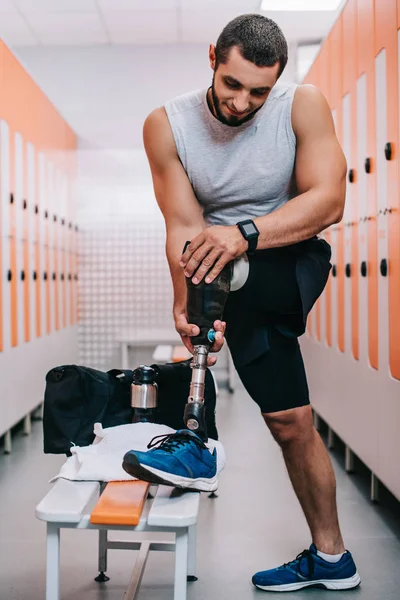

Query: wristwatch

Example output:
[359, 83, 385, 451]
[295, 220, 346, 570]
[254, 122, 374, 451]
[236, 219, 260, 255]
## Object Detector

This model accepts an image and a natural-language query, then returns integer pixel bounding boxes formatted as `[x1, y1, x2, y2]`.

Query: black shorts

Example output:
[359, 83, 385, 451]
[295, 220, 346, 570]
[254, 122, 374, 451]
[222, 238, 331, 414]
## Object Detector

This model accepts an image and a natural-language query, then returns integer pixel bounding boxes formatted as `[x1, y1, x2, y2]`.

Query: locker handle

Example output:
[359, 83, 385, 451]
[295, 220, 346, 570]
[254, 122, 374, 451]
[44, 210, 48, 219]
[345, 264, 351, 278]
[74, 274, 78, 281]
[33, 271, 37, 281]
[43, 272, 48, 281]
[385, 142, 393, 161]
[360, 261, 368, 277]
[10, 193, 14, 204]
[61, 273, 65, 281]
[52, 273, 57, 281]
[53, 215, 57, 223]
[35, 205, 39, 214]
[348, 169, 355, 184]
[23, 199, 27, 210]
[332, 265, 337, 277]
[380, 259, 388, 277]
[68, 274, 72, 281]
[7, 269, 12, 282]
[21, 270, 25, 281]
[68, 222, 72, 229]
[364, 157, 372, 174]
[61, 219, 65, 226]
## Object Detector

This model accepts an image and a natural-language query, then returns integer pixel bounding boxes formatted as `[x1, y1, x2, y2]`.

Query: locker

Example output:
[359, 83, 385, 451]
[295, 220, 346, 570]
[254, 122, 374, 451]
[60, 172, 68, 329]
[14, 133, 25, 346]
[356, 73, 369, 363]
[375, 50, 390, 371]
[329, 110, 339, 352]
[27, 142, 36, 342]
[22, 140, 30, 343]
[341, 93, 354, 357]
[328, 18, 345, 353]
[9, 130, 18, 348]
[47, 160, 57, 332]
[0, 121, 10, 352]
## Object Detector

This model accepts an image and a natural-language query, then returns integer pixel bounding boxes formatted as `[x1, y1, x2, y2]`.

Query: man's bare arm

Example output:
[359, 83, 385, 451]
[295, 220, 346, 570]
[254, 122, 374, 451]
[253, 84, 347, 248]
[143, 107, 226, 359]
[143, 107, 206, 317]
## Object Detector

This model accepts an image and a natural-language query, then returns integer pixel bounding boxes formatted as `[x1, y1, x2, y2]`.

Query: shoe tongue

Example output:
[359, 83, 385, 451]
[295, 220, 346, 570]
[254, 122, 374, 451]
[175, 429, 202, 441]
[309, 544, 318, 554]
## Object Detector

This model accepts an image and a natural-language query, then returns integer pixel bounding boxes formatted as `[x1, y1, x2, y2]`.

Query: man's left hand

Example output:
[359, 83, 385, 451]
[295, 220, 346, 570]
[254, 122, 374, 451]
[180, 225, 248, 284]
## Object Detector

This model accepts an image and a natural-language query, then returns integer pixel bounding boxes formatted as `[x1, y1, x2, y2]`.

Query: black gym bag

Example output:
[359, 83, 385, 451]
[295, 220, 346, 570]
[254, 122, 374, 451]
[43, 361, 218, 455]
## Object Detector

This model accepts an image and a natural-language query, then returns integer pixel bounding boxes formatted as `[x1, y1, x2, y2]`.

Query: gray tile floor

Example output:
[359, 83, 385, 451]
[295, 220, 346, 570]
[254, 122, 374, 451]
[1, 383, 400, 599]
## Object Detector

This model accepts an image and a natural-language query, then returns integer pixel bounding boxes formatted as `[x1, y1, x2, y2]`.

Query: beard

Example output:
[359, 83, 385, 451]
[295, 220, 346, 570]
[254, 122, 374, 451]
[209, 73, 264, 127]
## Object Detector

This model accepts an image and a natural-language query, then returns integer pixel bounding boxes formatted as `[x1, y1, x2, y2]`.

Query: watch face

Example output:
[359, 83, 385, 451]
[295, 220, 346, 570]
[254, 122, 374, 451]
[242, 222, 257, 236]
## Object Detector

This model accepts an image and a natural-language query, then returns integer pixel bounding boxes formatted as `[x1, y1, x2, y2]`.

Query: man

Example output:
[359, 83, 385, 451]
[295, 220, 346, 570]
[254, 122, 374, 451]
[142, 13, 360, 593]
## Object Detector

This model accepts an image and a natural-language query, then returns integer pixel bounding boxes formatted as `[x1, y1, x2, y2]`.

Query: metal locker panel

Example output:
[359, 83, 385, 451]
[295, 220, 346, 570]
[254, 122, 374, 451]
[1, 121, 10, 240]
[375, 49, 390, 372]
[357, 73, 369, 363]
[47, 160, 59, 331]
[324, 230, 332, 347]
[9, 131, 18, 348]
[27, 142, 35, 341]
[398, 0, 400, 28]
[55, 168, 64, 330]
[61, 172, 68, 329]
[375, 0, 397, 56]
[386, 26, 400, 379]
[342, 93, 353, 357]
[15, 134, 26, 345]
[38, 152, 46, 338]
[342, 0, 357, 95]
[357, 0, 374, 76]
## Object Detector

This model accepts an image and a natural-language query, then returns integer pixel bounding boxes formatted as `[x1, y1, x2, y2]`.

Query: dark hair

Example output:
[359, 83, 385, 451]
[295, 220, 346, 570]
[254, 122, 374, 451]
[215, 14, 288, 78]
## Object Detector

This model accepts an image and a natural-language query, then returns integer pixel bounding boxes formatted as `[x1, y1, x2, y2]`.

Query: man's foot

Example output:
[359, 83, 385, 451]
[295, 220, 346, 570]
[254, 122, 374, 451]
[122, 429, 218, 492]
[252, 544, 361, 592]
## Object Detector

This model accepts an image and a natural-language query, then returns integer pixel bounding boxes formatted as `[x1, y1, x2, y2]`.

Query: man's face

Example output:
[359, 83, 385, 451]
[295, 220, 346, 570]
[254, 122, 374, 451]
[209, 45, 280, 127]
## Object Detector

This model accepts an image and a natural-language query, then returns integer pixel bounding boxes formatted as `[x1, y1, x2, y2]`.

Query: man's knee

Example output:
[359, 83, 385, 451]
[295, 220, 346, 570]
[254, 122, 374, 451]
[262, 405, 314, 448]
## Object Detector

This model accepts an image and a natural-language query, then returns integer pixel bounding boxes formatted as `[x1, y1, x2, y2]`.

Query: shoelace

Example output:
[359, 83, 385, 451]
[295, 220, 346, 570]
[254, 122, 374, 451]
[283, 549, 315, 579]
[147, 431, 206, 454]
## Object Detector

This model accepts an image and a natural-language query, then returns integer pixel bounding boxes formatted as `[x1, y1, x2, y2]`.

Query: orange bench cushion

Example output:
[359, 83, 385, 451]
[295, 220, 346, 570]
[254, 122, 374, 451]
[90, 480, 150, 526]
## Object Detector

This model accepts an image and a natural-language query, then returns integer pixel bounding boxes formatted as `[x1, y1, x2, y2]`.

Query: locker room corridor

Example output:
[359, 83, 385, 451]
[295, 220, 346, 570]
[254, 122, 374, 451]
[1, 382, 400, 600]
[1, 0, 400, 598]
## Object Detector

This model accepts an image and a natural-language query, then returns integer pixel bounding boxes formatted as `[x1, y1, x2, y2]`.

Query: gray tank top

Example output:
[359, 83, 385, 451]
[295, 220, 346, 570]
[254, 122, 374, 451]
[164, 82, 298, 226]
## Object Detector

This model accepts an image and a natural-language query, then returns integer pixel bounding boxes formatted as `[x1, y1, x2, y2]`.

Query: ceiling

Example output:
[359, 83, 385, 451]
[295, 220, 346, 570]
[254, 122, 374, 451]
[0, 0, 342, 47]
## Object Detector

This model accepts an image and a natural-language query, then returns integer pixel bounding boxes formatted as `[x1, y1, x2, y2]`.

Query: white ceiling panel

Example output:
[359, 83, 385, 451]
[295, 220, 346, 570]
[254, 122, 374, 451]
[105, 10, 178, 44]
[15, 0, 98, 11]
[0, 0, 18, 14]
[99, 0, 179, 11]
[0, 13, 38, 45]
[180, 9, 251, 44]
[180, 0, 261, 9]
[26, 12, 109, 45]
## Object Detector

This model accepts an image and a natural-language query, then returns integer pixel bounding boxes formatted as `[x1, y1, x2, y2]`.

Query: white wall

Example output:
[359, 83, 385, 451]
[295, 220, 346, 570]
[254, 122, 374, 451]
[16, 43, 297, 149]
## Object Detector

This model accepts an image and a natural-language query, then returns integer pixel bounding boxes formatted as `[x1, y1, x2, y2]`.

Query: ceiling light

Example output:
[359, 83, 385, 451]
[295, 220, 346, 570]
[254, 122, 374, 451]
[260, 0, 343, 10]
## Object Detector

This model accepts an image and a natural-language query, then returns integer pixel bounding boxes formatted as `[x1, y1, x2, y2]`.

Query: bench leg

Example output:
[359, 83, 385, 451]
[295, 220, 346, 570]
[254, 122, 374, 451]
[174, 529, 188, 600]
[95, 529, 110, 582]
[46, 523, 60, 600]
[187, 524, 197, 580]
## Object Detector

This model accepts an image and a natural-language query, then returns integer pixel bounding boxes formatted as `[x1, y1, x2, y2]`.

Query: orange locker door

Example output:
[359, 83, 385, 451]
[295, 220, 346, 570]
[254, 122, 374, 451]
[342, 0, 359, 361]
[27, 142, 36, 341]
[328, 19, 344, 352]
[374, 0, 398, 375]
[356, 0, 375, 366]
[33, 148, 41, 339]
[1, 120, 11, 352]
[22, 139, 30, 344]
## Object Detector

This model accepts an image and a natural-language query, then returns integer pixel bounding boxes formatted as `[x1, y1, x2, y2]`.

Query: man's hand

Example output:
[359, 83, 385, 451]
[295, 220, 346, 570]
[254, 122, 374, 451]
[174, 312, 226, 366]
[180, 225, 248, 284]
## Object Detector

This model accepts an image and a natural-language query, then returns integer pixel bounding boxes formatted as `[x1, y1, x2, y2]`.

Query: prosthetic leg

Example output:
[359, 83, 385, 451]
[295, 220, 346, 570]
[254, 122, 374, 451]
[183, 257, 232, 441]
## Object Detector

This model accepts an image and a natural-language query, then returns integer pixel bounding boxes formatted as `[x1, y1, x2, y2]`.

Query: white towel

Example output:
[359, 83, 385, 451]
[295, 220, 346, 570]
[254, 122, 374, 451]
[51, 422, 226, 483]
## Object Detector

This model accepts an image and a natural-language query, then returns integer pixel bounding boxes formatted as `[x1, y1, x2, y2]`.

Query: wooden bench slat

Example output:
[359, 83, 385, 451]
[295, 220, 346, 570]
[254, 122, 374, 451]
[90, 481, 150, 526]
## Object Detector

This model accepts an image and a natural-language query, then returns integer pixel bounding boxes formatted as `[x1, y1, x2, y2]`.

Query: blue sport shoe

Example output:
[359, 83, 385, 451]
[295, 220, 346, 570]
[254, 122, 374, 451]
[252, 544, 361, 592]
[122, 429, 218, 492]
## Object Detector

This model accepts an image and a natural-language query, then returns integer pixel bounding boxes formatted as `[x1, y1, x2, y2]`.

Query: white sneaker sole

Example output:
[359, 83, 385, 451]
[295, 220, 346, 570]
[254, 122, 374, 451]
[254, 572, 361, 592]
[143, 464, 218, 492]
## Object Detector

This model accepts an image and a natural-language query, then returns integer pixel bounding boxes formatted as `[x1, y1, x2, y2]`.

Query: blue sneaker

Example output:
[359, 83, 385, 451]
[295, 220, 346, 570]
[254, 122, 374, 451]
[252, 544, 361, 592]
[122, 429, 218, 492]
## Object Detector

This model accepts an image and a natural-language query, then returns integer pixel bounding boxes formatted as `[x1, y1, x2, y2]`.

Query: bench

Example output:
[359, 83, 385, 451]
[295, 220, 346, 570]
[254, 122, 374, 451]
[36, 477, 200, 600]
